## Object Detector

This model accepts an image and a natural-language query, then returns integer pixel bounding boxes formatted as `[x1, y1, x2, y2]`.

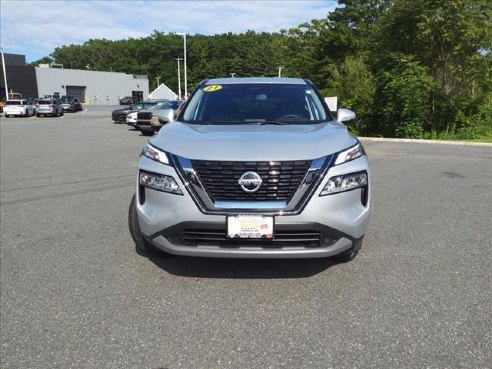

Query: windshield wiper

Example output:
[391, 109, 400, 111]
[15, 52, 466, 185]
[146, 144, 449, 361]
[242, 119, 291, 125]
[186, 120, 294, 125]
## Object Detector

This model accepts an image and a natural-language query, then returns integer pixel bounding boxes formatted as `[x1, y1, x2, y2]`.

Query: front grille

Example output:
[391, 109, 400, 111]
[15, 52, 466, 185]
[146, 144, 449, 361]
[191, 160, 312, 201]
[138, 112, 153, 120]
[168, 229, 336, 248]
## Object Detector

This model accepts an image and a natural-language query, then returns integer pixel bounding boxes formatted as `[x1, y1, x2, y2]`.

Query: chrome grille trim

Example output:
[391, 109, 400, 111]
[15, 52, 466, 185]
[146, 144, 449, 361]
[171, 154, 332, 215]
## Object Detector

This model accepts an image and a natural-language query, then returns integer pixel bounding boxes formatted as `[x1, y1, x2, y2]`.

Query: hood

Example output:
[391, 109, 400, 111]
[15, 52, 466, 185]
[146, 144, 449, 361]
[150, 121, 358, 161]
[112, 107, 130, 114]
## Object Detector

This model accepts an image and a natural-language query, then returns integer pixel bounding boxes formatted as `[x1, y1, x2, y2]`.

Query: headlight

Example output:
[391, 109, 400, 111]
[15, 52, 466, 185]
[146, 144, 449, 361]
[320, 171, 367, 196]
[334, 143, 365, 165]
[142, 143, 169, 165]
[139, 171, 183, 195]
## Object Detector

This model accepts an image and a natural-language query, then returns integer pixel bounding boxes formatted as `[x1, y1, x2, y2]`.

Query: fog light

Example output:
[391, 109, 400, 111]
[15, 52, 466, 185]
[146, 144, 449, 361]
[139, 171, 183, 195]
[320, 171, 367, 196]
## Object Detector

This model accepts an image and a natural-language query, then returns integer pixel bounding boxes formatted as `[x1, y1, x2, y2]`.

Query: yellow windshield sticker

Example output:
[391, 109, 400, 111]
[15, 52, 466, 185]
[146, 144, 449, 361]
[203, 85, 223, 92]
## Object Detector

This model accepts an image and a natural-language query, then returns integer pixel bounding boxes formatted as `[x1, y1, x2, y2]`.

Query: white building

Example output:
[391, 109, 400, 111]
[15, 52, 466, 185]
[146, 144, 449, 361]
[148, 84, 178, 101]
[35, 66, 149, 104]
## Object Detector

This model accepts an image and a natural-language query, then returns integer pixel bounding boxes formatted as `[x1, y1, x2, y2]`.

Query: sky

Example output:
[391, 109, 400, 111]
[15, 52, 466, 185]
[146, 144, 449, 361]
[1, 0, 337, 63]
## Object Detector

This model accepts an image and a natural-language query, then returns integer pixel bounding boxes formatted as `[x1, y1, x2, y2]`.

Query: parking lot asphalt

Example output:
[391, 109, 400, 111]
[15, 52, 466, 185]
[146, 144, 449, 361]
[1, 107, 491, 369]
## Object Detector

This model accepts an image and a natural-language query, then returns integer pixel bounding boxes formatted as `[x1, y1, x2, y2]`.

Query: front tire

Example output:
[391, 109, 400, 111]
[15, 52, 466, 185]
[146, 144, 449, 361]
[128, 194, 170, 257]
[118, 115, 126, 124]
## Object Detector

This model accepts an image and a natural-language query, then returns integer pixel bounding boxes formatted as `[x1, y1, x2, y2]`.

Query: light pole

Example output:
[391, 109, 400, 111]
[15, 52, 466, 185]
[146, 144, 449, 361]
[174, 58, 183, 99]
[230, 73, 236, 78]
[175, 33, 187, 99]
[0, 47, 9, 101]
[278, 67, 283, 78]
[156, 76, 160, 87]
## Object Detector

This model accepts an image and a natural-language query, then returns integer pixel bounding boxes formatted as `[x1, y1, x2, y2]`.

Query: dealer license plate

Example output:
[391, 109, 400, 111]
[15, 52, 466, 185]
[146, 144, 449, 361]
[227, 215, 274, 239]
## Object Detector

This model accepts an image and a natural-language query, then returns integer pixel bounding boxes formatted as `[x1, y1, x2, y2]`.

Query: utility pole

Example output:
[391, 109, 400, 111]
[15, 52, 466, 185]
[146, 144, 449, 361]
[156, 76, 160, 87]
[278, 67, 283, 78]
[175, 33, 187, 99]
[0, 47, 9, 101]
[174, 57, 183, 99]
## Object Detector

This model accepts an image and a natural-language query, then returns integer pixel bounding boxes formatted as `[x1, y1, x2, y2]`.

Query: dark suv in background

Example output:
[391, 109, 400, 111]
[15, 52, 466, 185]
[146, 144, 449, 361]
[60, 96, 83, 112]
[119, 96, 135, 105]
[111, 101, 160, 124]
[135, 100, 184, 135]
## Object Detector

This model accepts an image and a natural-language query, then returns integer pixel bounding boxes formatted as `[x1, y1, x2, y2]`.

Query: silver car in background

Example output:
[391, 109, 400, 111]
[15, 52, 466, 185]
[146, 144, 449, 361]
[36, 98, 63, 117]
[129, 77, 370, 261]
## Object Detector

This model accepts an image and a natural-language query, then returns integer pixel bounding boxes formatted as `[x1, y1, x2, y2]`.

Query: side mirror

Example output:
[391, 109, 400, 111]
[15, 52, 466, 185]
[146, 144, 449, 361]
[336, 108, 356, 123]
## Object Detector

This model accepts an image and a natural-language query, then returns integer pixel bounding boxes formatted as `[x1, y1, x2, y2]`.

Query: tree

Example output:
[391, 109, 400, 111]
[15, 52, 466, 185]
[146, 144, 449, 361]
[325, 55, 376, 135]
[29, 56, 53, 66]
[376, 54, 433, 138]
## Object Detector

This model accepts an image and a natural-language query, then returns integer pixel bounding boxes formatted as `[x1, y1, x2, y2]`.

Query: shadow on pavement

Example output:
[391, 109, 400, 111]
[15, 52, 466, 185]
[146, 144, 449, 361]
[137, 246, 336, 279]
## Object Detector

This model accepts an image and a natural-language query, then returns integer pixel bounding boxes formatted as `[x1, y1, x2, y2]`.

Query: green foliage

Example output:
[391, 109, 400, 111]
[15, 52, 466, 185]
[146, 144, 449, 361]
[29, 56, 53, 66]
[325, 55, 376, 135]
[40, 0, 492, 139]
[375, 55, 433, 138]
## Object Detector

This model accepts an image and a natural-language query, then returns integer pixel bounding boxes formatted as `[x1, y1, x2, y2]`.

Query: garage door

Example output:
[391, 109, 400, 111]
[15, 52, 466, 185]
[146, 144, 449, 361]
[66, 86, 86, 103]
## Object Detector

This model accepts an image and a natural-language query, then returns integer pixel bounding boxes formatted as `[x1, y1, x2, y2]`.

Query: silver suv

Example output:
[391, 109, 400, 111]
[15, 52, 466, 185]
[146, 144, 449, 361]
[129, 78, 370, 261]
[36, 98, 63, 117]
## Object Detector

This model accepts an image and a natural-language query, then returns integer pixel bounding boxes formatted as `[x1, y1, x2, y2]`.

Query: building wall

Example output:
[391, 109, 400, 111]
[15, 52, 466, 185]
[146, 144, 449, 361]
[1, 53, 38, 99]
[4, 53, 26, 66]
[0, 65, 38, 100]
[35, 68, 149, 105]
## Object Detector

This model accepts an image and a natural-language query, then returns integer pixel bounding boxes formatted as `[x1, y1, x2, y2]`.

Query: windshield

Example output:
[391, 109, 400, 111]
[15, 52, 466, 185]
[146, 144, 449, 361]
[182, 83, 328, 124]
[6, 100, 22, 105]
[149, 102, 169, 110]
[164, 101, 180, 109]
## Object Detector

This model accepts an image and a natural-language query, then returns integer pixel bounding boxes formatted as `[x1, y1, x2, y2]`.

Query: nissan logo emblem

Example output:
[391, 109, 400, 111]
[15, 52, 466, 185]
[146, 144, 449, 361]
[238, 171, 263, 193]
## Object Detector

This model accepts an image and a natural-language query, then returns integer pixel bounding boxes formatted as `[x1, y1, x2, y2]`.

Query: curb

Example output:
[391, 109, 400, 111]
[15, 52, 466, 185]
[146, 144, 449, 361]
[359, 137, 492, 147]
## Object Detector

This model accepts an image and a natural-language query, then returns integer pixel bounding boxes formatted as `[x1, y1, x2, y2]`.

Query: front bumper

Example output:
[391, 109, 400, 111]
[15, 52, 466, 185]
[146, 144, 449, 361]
[136, 123, 155, 133]
[136, 154, 370, 258]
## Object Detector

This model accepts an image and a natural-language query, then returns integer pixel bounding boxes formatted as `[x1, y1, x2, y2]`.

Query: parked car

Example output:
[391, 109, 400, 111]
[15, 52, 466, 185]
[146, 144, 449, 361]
[129, 77, 370, 262]
[60, 96, 83, 112]
[30, 98, 39, 114]
[3, 99, 35, 117]
[126, 111, 138, 126]
[111, 101, 159, 124]
[36, 98, 63, 117]
[135, 100, 184, 135]
[119, 96, 134, 105]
